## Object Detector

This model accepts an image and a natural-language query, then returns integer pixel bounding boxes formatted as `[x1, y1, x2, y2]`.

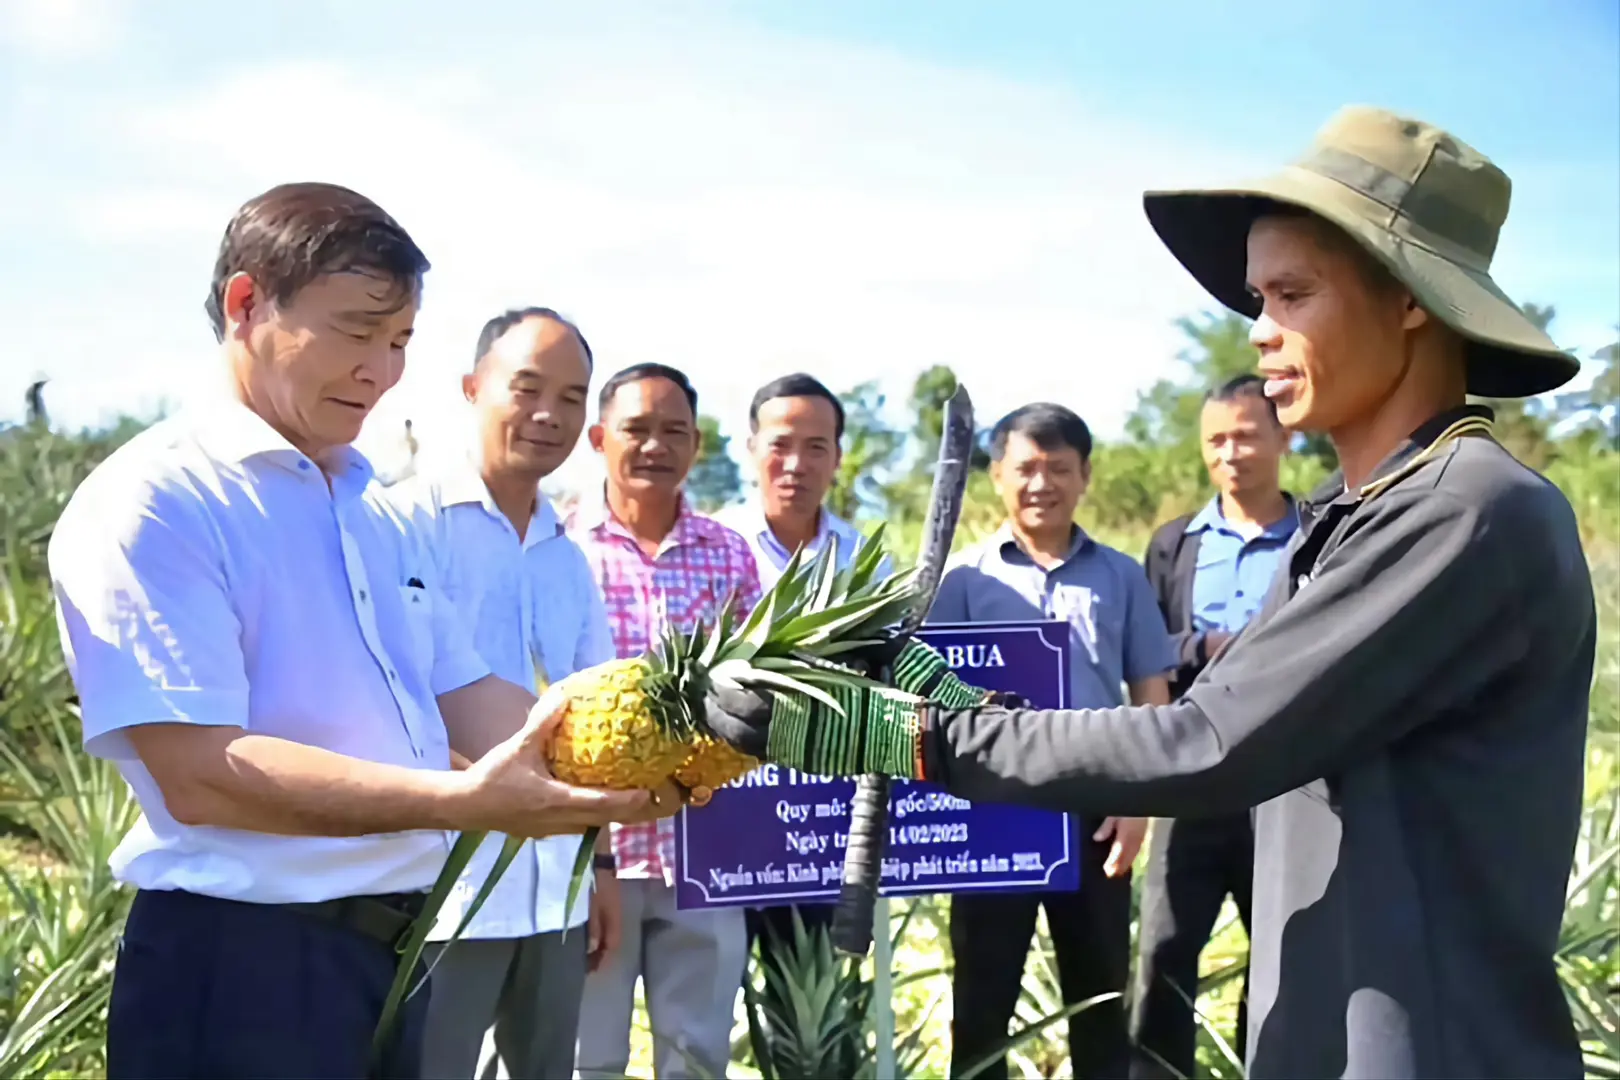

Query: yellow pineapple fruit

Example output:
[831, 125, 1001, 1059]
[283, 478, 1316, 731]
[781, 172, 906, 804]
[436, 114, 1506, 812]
[674, 736, 761, 791]
[547, 658, 691, 790]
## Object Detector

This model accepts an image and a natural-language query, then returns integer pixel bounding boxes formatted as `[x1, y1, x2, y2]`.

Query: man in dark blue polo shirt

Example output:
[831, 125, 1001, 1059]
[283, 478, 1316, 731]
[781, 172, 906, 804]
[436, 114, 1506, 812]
[1131, 373, 1298, 1077]
[927, 403, 1176, 1080]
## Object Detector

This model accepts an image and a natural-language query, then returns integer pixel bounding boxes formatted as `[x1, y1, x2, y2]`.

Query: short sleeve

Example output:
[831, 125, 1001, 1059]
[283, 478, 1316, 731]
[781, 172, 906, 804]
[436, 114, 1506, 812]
[427, 581, 490, 695]
[924, 560, 973, 625]
[49, 478, 251, 760]
[1120, 553, 1177, 684]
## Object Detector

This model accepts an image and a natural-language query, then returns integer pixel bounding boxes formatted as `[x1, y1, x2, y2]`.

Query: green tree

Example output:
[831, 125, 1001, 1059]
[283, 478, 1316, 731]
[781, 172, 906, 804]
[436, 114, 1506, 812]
[827, 380, 905, 522]
[906, 364, 959, 474]
[687, 413, 742, 512]
[1551, 326, 1620, 446]
[1124, 311, 1258, 451]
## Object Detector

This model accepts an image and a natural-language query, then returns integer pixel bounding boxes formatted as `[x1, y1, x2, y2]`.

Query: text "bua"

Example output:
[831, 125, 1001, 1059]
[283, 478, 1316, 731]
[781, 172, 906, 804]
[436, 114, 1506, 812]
[943, 643, 1006, 669]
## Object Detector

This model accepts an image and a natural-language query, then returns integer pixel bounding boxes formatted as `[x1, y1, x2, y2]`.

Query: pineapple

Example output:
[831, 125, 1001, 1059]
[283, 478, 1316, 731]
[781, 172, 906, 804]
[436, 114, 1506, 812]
[674, 736, 761, 791]
[545, 525, 923, 931]
[543, 524, 921, 791]
[546, 657, 692, 789]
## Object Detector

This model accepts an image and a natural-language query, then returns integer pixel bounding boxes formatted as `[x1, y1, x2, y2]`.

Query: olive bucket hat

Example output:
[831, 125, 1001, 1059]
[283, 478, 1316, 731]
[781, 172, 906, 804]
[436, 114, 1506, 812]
[1142, 105, 1579, 399]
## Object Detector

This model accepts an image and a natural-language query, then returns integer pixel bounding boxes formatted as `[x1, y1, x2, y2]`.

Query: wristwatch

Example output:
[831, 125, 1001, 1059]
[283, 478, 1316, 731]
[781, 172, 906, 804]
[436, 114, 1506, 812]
[593, 853, 617, 873]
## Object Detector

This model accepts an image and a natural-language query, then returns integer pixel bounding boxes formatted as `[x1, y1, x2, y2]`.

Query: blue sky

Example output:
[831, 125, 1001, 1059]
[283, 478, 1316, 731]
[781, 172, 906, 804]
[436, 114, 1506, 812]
[2, 0, 1615, 492]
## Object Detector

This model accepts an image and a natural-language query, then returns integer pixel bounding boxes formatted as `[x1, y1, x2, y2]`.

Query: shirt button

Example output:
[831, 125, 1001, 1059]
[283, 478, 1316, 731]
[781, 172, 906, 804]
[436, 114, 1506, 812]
[387, 669, 397, 682]
[358, 589, 368, 602]
[298, 461, 311, 471]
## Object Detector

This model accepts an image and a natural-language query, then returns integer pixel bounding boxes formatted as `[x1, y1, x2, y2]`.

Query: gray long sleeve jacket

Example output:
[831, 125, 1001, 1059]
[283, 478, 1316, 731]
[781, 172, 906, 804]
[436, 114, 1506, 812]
[920, 406, 1595, 1078]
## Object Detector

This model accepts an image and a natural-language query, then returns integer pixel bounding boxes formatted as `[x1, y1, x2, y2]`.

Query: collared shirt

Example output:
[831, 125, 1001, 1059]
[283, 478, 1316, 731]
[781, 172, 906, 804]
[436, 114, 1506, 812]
[567, 490, 763, 884]
[713, 499, 885, 591]
[928, 523, 1177, 710]
[382, 457, 616, 940]
[1186, 494, 1301, 633]
[923, 405, 1595, 1077]
[48, 399, 489, 905]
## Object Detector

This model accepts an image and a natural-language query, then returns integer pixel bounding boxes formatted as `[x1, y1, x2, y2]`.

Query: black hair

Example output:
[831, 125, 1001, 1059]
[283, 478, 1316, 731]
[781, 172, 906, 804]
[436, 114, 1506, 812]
[598, 362, 698, 418]
[988, 402, 1092, 462]
[205, 182, 429, 342]
[472, 306, 593, 371]
[1204, 372, 1280, 424]
[747, 373, 845, 439]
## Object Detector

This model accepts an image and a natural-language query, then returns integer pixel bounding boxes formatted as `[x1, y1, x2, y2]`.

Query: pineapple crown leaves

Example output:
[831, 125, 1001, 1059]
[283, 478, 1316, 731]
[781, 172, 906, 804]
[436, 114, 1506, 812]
[737, 529, 924, 662]
[651, 523, 924, 734]
[732, 525, 893, 653]
[642, 621, 708, 741]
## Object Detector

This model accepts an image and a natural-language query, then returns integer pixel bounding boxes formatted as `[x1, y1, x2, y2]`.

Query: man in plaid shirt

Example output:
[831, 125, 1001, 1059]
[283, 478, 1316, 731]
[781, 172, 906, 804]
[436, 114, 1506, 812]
[570, 362, 761, 1080]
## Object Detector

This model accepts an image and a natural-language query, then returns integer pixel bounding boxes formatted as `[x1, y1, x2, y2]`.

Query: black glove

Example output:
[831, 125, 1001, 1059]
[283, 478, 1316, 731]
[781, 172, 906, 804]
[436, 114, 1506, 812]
[702, 680, 930, 780]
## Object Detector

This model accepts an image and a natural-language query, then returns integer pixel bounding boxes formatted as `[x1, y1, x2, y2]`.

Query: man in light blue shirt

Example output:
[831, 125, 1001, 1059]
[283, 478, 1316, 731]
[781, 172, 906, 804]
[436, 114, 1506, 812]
[717, 372, 875, 589]
[927, 403, 1175, 1080]
[47, 184, 675, 1079]
[715, 372, 884, 1075]
[384, 307, 619, 1078]
[1131, 373, 1298, 1078]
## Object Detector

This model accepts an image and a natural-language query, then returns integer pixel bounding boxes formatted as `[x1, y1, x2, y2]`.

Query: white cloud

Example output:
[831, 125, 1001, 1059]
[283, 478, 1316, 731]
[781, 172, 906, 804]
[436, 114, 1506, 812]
[0, 0, 125, 57]
[12, 10, 1275, 497]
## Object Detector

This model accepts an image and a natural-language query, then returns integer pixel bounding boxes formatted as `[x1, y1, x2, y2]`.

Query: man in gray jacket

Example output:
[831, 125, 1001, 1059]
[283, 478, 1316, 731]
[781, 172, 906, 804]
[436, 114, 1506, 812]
[701, 106, 1595, 1079]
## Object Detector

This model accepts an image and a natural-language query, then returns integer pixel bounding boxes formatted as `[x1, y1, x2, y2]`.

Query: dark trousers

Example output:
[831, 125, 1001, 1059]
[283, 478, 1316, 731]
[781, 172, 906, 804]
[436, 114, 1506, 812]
[107, 887, 431, 1080]
[746, 899, 837, 960]
[1128, 813, 1254, 1079]
[949, 826, 1134, 1080]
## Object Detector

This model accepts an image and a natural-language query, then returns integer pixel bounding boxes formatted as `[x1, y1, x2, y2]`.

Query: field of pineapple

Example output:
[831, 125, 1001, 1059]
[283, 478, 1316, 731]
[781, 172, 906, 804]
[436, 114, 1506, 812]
[1, 403, 1616, 1079]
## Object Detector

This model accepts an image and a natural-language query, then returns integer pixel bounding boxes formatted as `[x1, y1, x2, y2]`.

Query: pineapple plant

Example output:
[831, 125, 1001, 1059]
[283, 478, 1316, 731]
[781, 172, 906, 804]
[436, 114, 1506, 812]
[371, 525, 924, 1068]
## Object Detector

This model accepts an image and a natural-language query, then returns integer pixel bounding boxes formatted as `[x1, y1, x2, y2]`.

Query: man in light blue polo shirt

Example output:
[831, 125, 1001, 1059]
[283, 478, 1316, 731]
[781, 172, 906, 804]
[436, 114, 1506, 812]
[718, 373, 874, 588]
[1130, 373, 1298, 1078]
[384, 306, 620, 1079]
[927, 402, 1175, 1080]
[715, 372, 882, 1075]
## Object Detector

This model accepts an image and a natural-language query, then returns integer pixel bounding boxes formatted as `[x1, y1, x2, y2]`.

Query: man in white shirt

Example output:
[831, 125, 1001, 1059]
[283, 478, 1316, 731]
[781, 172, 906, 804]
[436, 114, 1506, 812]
[385, 306, 620, 1079]
[47, 182, 682, 1080]
[714, 372, 883, 1072]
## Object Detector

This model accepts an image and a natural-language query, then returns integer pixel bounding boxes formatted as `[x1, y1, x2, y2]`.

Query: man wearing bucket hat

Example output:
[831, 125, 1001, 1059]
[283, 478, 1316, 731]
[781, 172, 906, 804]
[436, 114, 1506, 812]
[699, 106, 1596, 1077]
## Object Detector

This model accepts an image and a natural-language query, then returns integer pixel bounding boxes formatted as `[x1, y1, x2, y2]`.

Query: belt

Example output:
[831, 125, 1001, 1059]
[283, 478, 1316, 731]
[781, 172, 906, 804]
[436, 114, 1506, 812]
[281, 891, 429, 953]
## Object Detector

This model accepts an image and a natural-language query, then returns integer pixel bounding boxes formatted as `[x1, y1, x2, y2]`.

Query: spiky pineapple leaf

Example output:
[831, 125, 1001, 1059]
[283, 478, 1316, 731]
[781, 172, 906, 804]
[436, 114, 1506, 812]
[807, 534, 841, 612]
[370, 827, 491, 1069]
[797, 637, 887, 658]
[763, 590, 920, 653]
[836, 525, 891, 595]
[699, 589, 742, 668]
[711, 662, 850, 716]
[560, 826, 599, 944]
[733, 543, 799, 648]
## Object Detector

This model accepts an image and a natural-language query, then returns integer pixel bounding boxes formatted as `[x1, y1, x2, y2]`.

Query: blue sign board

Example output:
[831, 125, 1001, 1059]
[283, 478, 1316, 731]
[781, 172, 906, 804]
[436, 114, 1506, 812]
[674, 621, 1080, 910]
